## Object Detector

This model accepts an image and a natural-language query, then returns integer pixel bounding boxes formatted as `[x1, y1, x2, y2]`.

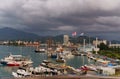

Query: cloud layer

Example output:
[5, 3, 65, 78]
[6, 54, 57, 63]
[0, 0, 120, 36]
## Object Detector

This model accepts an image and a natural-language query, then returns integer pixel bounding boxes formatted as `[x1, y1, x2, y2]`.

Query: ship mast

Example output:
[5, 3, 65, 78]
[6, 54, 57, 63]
[95, 37, 98, 54]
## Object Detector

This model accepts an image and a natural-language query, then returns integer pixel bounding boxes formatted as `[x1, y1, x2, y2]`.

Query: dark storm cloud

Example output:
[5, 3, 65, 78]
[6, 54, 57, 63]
[0, 0, 120, 35]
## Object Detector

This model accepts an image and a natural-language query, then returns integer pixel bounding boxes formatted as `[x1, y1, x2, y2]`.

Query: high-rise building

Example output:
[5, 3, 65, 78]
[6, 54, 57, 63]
[63, 35, 69, 46]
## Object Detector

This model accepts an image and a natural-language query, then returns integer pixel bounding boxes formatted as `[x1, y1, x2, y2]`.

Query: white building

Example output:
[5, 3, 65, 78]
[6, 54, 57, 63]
[78, 44, 95, 52]
[108, 41, 120, 48]
[97, 67, 115, 76]
[63, 35, 70, 46]
[93, 40, 107, 46]
[109, 44, 120, 48]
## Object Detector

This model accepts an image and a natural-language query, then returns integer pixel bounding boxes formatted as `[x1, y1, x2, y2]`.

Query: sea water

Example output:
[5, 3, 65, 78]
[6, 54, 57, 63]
[0, 45, 91, 77]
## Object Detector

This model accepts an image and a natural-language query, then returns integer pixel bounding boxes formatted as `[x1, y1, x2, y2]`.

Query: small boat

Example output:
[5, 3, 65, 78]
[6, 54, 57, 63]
[31, 65, 58, 76]
[35, 45, 46, 53]
[12, 72, 21, 78]
[80, 65, 89, 71]
[47, 53, 57, 58]
[12, 69, 32, 78]
[42, 60, 51, 64]
[56, 54, 66, 63]
[50, 54, 57, 58]
[56, 52, 66, 63]
[56, 58, 66, 63]
[85, 65, 97, 71]
[35, 48, 46, 53]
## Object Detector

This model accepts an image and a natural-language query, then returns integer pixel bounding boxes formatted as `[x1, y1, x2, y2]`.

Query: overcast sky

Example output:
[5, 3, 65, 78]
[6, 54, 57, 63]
[0, 0, 120, 40]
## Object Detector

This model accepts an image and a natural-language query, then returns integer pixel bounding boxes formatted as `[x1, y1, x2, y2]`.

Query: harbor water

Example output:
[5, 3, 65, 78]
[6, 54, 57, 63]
[0, 45, 92, 77]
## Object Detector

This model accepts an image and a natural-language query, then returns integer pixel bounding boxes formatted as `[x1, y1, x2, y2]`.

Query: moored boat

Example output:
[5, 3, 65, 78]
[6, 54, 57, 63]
[34, 45, 46, 53]
[56, 57, 66, 63]
[35, 48, 46, 53]
[7, 61, 20, 66]
[42, 60, 51, 64]
[12, 69, 32, 78]
[48, 53, 57, 58]
[0, 54, 33, 66]
[0, 60, 8, 66]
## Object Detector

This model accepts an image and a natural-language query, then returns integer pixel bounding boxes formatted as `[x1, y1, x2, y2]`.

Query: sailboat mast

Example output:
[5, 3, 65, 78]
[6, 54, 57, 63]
[83, 39, 86, 52]
[95, 37, 98, 54]
[89, 36, 90, 47]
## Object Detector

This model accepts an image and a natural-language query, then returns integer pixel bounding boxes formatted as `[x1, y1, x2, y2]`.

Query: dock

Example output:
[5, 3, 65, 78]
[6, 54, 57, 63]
[10, 75, 120, 79]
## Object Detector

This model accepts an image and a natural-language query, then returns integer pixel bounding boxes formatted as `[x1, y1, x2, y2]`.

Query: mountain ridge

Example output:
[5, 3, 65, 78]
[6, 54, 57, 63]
[0, 27, 120, 44]
[0, 27, 40, 40]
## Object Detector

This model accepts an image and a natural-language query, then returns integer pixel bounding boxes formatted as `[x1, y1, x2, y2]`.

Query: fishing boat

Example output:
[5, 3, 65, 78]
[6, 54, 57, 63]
[34, 45, 46, 53]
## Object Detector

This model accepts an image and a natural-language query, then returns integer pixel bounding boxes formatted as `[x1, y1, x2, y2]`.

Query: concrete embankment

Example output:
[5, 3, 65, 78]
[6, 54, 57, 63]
[11, 75, 120, 79]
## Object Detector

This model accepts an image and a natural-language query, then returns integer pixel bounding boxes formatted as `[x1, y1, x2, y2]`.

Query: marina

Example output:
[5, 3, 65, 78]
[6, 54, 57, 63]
[0, 43, 120, 79]
[0, 45, 90, 78]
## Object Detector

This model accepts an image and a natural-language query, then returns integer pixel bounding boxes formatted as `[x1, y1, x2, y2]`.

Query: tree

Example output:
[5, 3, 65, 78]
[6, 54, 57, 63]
[98, 43, 109, 50]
